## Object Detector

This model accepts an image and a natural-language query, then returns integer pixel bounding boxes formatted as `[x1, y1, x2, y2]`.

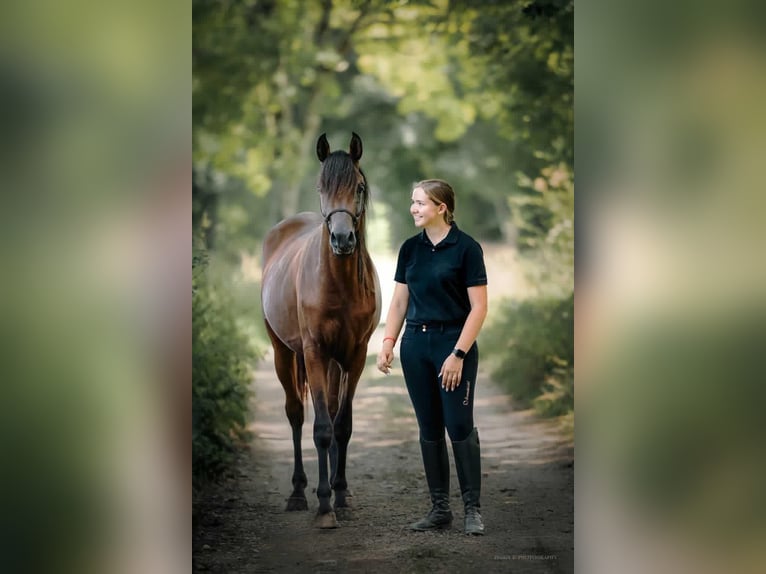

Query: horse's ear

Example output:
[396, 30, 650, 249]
[349, 132, 363, 162]
[317, 133, 330, 162]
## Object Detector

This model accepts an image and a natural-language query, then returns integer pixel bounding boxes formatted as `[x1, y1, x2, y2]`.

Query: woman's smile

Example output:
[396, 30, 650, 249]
[411, 186, 442, 228]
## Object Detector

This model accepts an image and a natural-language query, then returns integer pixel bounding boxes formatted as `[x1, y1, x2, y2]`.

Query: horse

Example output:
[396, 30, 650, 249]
[261, 132, 380, 528]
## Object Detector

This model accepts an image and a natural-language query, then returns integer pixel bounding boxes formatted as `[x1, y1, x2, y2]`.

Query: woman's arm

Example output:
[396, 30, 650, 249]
[376, 282, 410, 374]
[455, 284, 488, 353]
[440, 284, 488, 391]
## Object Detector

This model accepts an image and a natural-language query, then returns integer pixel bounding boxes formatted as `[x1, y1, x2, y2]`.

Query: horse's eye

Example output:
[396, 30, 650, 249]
[357, 183, 366, 194]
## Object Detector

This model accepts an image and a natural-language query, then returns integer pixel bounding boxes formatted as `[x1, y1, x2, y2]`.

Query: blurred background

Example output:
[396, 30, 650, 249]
[1, 1, 189, 573]
[577, 1, 766, 573]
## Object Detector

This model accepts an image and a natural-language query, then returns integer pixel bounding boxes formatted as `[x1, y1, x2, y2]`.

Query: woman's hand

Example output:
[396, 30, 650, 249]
[376, 340, 395, 374]
[439, 354, 464, 391]
[377, 284, 408, 375]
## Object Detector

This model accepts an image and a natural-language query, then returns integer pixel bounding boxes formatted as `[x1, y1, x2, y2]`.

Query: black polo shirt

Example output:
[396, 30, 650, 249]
[394, 223, 488, 325]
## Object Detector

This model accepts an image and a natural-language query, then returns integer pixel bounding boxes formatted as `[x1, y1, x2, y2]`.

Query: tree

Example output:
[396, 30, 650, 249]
[193, 0, 573, 266]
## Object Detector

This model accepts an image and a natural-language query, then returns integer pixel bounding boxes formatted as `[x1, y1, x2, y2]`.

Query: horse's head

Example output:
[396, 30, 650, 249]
[316, 132, 368, 256]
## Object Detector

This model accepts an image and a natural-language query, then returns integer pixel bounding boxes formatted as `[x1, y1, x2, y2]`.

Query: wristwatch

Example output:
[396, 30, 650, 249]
[452, 348, 466, 359]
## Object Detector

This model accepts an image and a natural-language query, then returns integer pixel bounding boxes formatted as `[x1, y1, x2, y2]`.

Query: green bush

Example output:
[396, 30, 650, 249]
[482, 293, 573, 416]
[532, 359, 574, 417]
[192, 243, 257, 488]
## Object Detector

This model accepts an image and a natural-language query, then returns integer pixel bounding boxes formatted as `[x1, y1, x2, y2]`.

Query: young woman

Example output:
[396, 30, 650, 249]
[376, 179, 488, 535]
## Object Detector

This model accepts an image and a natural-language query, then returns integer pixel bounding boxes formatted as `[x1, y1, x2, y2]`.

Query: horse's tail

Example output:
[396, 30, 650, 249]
[296, 353, 308, 403]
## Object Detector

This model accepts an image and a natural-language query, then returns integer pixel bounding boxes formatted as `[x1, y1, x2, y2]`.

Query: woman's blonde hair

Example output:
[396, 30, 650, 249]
[414, 179, 455, 224]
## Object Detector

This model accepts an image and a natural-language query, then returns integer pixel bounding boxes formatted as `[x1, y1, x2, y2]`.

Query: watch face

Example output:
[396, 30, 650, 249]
[453, 348, 466, 359]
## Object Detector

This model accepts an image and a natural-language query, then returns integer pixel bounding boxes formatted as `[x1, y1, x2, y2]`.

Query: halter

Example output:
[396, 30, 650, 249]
[322, 207, 361, 229]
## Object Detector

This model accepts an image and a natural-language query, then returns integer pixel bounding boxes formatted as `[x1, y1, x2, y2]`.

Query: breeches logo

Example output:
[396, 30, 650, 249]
[463, 380, 471, 405]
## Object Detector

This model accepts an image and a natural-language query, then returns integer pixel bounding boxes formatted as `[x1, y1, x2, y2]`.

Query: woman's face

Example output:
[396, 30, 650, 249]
[410, 186, 444, 228]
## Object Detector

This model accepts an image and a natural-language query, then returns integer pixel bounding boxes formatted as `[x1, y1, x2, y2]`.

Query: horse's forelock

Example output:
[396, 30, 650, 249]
[320, 152, 363, 198]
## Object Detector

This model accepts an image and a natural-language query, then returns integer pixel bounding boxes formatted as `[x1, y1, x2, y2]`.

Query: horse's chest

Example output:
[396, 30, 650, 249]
[319, 305, 374, 336]
[312, 301, 374, 345]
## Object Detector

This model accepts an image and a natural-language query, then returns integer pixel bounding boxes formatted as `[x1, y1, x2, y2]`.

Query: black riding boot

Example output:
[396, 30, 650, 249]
[408, 436, 453, 531]
[452, 427, 485, 535]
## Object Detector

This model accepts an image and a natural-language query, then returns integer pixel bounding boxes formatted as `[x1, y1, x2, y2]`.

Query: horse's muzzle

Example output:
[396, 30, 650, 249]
[330, 231, 356, 256]
[330, 238, 356, 257]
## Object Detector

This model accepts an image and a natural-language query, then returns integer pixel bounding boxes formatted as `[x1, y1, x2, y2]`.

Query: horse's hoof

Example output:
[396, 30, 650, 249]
[314, 512, 339, 529]
[285, 497, 308, 511]
[334, 506, 352, 521]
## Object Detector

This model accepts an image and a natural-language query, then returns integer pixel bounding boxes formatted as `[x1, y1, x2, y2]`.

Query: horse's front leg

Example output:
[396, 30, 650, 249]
[332, 351, 366, 511]
[326, 361, 343, 489]
[304, 347, 338, 529]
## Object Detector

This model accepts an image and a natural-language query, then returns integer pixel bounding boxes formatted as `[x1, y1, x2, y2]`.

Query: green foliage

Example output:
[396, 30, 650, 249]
[192, 239, 258, 487]
[482, 293, 573, 416]
[532, 359, 574, 417]
[512, 164, 574, 293]
[461, 0, 574, 174]
[193, 0, 574, 267]
[206, 254, 271, 353]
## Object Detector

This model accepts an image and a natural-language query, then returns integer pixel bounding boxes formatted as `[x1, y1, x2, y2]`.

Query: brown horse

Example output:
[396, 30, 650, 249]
[261, 132, 380, 528]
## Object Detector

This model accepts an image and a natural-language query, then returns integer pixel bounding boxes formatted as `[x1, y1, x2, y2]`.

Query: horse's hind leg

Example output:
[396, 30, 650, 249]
[267, 325, 308, 511]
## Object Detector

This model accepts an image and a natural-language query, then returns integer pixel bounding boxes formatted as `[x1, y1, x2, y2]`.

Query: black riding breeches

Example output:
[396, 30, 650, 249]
[400, 322, 479, 442]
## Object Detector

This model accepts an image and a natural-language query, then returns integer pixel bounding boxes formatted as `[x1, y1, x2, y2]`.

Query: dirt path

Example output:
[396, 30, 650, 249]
[193, 328, 573, 573]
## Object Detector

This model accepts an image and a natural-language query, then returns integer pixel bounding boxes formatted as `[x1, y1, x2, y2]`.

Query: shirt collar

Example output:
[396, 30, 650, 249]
[419, 222, 459, 247]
